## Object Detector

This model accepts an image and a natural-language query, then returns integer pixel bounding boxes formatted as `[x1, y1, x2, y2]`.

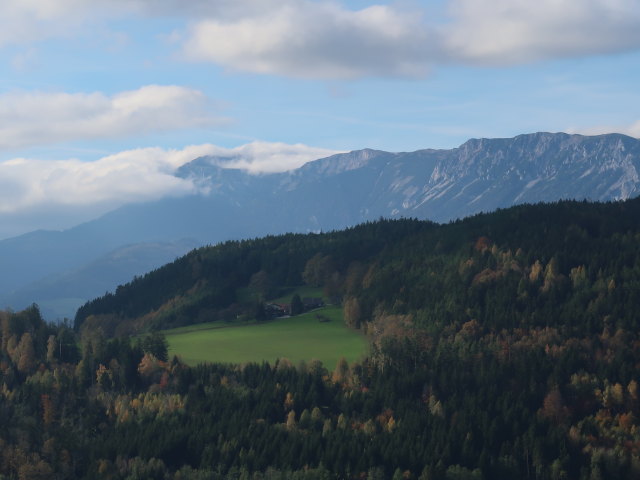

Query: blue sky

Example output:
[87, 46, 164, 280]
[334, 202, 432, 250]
[0, 0, 639, 238]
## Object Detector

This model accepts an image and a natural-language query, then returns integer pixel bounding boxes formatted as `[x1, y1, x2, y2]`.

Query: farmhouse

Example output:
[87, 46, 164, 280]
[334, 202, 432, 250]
[265, 303, 289, 317]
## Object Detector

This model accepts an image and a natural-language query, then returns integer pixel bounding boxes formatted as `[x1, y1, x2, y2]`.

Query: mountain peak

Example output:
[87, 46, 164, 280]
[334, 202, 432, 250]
[293, 148, 392, 177]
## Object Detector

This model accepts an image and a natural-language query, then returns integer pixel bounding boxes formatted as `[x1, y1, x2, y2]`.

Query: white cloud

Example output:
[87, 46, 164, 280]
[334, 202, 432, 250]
[0, 0, 285, 48]
[0, 86, 226, 149]
[177, 0, 640, 78]
[182, 2, 433, 79]
[0, 0, 93, 47]
[118, 0, 284, 18]
[567, 120, 640, 139]
[0, 146, 200, 215]
[445, 0, 640, 64]
[3, 1, 640, 79]
[201, 141, 342, 173]
[0, 141, 338, 236]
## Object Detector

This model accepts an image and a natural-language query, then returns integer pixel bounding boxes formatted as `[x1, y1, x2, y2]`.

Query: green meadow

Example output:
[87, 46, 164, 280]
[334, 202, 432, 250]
[165, 306, 367, 370]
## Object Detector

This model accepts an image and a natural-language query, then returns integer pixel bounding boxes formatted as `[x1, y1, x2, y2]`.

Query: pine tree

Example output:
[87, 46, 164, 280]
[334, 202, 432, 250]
[290, 294, 304, 316]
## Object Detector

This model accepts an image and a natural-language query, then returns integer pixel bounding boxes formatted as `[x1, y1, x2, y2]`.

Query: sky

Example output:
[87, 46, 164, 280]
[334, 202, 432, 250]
[0, 0, 639, 239]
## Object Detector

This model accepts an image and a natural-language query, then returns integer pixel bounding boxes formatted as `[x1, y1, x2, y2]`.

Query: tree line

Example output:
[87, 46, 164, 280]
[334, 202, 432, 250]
[1, 198, 640, 478]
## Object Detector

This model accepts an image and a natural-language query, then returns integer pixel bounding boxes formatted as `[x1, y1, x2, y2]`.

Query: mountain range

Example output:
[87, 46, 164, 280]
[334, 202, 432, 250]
[1, 131, 639, 320]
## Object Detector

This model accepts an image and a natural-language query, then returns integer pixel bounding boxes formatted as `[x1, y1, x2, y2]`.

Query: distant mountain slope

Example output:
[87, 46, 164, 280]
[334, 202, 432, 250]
[265, 132, 640, 224]
[411, 132, 640, 221]
[3, 239, 198, 320]
[2, 132, 639, 319]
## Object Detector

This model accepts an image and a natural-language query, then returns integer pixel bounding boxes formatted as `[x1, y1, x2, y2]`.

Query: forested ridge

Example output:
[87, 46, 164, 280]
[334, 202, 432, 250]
[74, 217, 433, 334]
[2, 198, 640, 479]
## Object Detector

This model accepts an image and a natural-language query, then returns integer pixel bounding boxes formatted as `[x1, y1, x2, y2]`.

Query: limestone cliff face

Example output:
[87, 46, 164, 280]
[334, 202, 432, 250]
[262, 132, 639, 223]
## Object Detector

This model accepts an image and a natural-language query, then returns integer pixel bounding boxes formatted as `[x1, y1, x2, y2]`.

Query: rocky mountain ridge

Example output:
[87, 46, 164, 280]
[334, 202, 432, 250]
[1, 132, 639, 319]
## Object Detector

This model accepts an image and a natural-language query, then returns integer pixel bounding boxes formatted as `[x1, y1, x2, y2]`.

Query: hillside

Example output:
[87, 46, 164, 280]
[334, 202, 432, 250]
[76, 197, 640, 337]
[2, 239, 198, 321]
[3, 198, 640, 478]
[74, 219, 432, 335]
[3, 132, 640, 320]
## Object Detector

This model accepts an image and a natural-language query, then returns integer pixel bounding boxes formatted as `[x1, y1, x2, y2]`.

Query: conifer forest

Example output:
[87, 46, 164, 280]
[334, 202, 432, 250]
[2, 198, 640, 479]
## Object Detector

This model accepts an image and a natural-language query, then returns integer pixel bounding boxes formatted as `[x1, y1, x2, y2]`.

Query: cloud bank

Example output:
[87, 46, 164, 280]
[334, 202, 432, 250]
[202, 142, 341, 173]
[0, 1, 89, 47]
[446, 0, 640, 65]
[0, 142, 339, 237]
[0, 147, 202, 215]
[4, 1, 640, 79]
[182, 2, 432, 79]
[179, 0, 640, 78]
[0, 86, 224, 149]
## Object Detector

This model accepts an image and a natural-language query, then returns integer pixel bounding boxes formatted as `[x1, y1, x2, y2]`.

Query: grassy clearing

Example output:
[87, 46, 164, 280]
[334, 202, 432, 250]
[165, 306, 367, 370]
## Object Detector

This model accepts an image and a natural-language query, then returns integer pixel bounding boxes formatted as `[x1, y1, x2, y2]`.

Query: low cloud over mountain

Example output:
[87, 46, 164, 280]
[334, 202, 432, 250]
[0, 142, 339, 239]
[1, 132, 639, 320]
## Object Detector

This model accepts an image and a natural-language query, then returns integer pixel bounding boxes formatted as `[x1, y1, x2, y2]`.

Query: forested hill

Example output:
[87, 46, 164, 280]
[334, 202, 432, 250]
[4, 198, 640, 479]
[76, 197, 640, 338]
[74, 218, 436, 334]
